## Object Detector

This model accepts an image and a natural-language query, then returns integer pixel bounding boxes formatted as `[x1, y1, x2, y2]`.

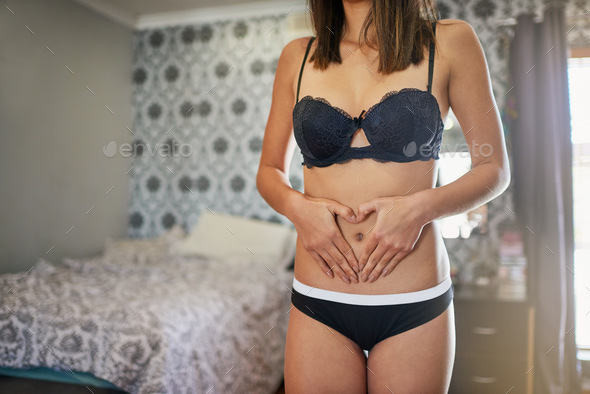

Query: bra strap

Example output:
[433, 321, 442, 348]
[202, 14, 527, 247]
[296, 36, 315, 103]
[427, 21, 436, 94]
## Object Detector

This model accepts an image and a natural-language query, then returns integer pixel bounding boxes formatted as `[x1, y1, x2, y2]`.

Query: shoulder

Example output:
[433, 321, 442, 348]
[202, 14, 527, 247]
[271, 37, 315, 99]
[278, 36, 315, 65]
[434, 19, 484, 71]
[275, 36, 314, 75]
[435, 18, 476, 34]
[274, 36, 315, 88]
[435, 19, 481, 53]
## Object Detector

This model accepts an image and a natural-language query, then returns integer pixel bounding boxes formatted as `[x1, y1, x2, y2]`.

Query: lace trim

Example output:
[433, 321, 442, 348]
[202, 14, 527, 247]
[300, 96, 353, 120]
[303, 156, 438, 169]
[298, 87, 436, 120]
[302, 149, 440, 169]
[365, 88, 426, 117]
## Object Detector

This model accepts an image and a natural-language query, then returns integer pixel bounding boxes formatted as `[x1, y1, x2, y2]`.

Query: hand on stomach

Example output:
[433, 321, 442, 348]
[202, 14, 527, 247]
[293, 160, 450, 295]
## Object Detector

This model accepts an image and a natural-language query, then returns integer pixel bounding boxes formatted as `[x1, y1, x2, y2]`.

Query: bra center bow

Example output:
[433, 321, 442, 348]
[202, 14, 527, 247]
[353, 110, 366, 128]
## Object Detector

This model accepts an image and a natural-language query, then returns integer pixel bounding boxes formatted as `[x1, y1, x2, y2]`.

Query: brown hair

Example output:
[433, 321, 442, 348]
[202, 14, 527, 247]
[307, 0, 440, 74]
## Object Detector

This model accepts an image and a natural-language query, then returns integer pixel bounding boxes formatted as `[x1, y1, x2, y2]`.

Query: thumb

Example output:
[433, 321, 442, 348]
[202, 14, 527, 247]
[356, 200, 378, 222]
[329, 202, 357, 224]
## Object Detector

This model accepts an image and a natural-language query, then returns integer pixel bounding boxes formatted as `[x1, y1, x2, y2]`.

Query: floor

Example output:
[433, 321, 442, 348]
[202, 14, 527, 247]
[0, 375, 286, 394]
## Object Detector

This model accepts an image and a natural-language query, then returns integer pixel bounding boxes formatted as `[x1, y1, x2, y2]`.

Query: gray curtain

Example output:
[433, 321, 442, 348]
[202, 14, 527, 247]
[508, 6, 582, 394]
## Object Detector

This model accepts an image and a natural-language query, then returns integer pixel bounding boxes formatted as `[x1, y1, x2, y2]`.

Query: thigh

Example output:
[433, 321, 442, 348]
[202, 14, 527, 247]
[284, 303, 367, 394]
[366, 302, 456, 394]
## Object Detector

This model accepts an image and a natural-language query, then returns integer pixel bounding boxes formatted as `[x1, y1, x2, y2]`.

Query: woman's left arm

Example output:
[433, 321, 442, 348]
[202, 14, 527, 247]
[356, 20, 511, 282]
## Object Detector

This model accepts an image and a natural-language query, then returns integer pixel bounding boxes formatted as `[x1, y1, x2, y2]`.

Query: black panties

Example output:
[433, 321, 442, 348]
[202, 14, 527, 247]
[291, 276, 454, 355]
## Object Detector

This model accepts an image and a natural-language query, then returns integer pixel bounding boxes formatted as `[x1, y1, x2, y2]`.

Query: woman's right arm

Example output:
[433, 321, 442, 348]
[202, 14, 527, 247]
[256, 38, 359, 284]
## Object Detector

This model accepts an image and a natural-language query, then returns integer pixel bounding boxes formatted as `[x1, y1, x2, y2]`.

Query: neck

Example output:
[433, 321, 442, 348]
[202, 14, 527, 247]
[341, 0, 374, 44]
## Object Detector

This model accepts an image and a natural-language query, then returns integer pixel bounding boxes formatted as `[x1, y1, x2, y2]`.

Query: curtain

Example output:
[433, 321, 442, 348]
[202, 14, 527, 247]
[508, 5, 582, 394]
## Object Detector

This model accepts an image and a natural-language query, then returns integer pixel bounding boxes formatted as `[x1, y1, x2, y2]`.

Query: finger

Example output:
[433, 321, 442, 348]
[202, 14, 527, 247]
[332, 235, 359, 272]
[356, 199, 378, 223]
[309, 250, 334, 278]
[361, 244, 388, 282]
[358, 233, 378, 272]
[327, 245, 358, 284]
[320, 248, 351, 284]
[328, 202, 357, 224]
[366, 248, 396, 282]
[382, 251, 410, 278]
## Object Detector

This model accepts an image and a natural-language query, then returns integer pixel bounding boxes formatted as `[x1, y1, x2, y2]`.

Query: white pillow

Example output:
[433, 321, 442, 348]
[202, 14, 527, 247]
[103, 224, 186, 262]
[173, 210, 296, 266]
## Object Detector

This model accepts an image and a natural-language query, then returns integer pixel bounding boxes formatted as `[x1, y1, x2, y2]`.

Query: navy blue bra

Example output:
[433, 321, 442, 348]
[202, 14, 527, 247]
[292, 22, 444, 168]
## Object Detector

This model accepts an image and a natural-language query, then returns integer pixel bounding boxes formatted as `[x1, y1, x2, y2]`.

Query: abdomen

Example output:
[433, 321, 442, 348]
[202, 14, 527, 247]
[294, 158, 450, 294]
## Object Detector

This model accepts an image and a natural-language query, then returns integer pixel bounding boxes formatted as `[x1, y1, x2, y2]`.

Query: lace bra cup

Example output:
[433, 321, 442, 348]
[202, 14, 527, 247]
[292, 21, 444, 168]
[292, 88, 445, 168]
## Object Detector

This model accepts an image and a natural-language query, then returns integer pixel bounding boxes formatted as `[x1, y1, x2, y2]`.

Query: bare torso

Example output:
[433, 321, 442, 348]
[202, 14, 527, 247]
[293, 24, 452, 294]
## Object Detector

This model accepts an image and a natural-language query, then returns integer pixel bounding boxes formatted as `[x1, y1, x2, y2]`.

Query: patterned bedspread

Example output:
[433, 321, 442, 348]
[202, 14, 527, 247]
[0, 227, 293, 393]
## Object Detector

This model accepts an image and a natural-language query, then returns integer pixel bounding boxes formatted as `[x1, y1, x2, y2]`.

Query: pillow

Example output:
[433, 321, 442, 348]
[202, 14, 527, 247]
[173, 211, 296, 267]
[103, 224, 186, 264]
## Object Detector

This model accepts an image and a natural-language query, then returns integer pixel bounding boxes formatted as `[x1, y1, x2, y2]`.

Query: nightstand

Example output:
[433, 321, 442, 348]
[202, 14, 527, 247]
[449, 284, 534, 394]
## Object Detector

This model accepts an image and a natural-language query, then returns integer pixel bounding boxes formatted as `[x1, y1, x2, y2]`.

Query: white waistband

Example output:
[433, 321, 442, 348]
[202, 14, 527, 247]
[292, 276, 452, 306]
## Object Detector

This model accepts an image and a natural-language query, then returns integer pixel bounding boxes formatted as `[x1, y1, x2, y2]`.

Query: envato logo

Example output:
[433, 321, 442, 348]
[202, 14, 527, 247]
[103, 141, 193, 158]
[402, 141, 494, 158]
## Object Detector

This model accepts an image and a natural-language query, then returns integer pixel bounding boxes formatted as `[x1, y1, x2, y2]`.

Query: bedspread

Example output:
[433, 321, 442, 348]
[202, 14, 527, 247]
[0, 231, 293, 393]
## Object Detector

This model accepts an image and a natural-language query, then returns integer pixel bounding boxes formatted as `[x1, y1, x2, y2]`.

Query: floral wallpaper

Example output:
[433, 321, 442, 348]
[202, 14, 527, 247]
[128, 15, 293, 237]
[434, 0, 589, 279]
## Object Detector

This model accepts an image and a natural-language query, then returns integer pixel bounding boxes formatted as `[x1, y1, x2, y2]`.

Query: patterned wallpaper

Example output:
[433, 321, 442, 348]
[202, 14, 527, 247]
[564, 0, 590, 47]
[128, 15, 293, 237]
[128, 0, 589, 280]
[433, 0, 590, 279]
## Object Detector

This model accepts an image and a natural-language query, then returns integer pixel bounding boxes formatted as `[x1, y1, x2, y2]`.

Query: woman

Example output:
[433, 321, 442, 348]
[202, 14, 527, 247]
[257, 0, 510, 392]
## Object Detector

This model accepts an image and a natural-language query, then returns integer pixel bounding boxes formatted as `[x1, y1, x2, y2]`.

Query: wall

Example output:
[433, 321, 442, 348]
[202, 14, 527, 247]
[0, 0, 134, 273]
[128, 14, 295, 237]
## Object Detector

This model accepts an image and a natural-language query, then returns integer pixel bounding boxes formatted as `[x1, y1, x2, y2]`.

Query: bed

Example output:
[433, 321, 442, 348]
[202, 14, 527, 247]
[0, 211, 296, 393]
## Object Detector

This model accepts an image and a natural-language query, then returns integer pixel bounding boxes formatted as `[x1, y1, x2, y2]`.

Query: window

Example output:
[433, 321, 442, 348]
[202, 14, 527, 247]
[568, 55, 590, 349]
[437, 109, 488, 239]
